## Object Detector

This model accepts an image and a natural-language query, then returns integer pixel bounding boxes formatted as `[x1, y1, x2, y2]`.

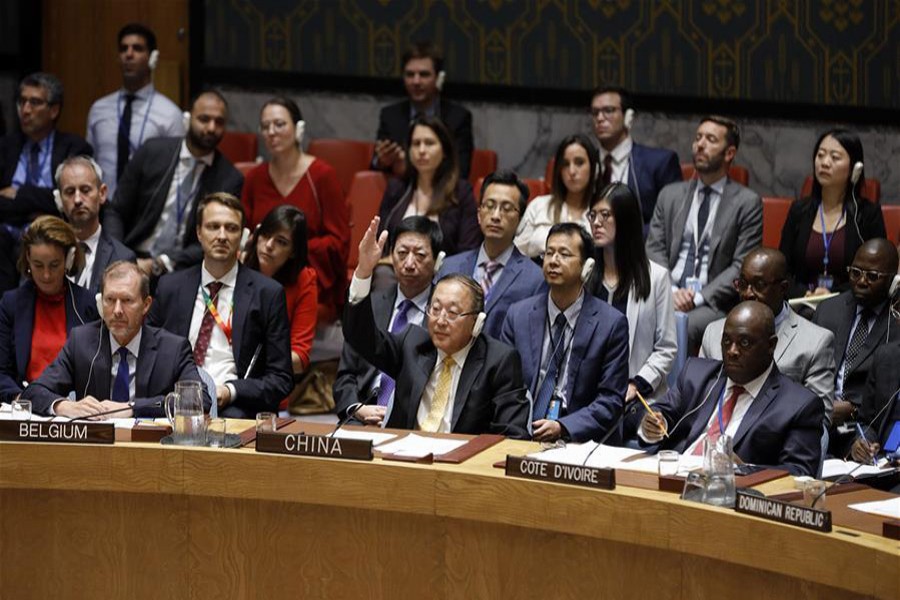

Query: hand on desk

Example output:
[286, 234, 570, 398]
[850, 437, 880, 464]
[99, 400, 134, 418]
[355, 405, 386, 427]
[640, 410, 667, 443]
[532, 419, 562, 442]
[54, 396, 106, 419]
[216, 385, 232, 408]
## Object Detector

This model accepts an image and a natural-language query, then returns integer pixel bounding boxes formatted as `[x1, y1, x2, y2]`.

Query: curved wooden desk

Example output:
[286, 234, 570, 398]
[0, 438, 897, 599]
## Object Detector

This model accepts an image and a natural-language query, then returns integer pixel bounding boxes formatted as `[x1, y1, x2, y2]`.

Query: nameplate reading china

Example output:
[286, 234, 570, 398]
[255, 432, 373, 461]
[505, 455, 615, 490]
[0, 420, 114, 445]
[734, 490, 831, 533]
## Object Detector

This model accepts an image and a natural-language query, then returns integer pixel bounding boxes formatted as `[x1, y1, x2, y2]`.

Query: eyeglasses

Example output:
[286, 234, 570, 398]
[426, 304, 478, 322]
[540, 249, 579, 262]
[480, 200, 518, 216]
[587, 209, 612, 224]
[590, 106, 620, 118]
[733, 277, 782, 294]
[259, 120, 290, 133]
[847, 266, 891, 283]
[17, 97, 49, 109]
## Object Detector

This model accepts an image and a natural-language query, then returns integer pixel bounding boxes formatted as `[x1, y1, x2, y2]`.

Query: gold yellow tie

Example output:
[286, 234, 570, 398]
[420, 356, 456, 432]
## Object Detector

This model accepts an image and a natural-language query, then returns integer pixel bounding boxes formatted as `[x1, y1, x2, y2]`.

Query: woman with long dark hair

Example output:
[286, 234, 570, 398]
[590, 183, 676, 400]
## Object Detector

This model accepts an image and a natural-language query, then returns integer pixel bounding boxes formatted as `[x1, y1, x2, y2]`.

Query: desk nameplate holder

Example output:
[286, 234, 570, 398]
[734, 490, 831, 533]
[0, 420, 114, 445]
[505, 455, 615, 490]
[255, 431, 373, 461]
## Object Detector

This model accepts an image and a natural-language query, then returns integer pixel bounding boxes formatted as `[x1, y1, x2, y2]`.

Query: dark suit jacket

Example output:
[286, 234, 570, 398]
[628, 358, 823, 476]
[814, 291, 898, 406]
[438, 246, 546, 340]
[343, 293, 530, 438]
[500, 293, 630, 443]
[374, 98, 474, 178]
[147, 264, 293, 417]
[104, 137, 244, 268]
[646, 178, 762, 313]
[379, 178, 482, 256]
[859, 343, 900, 445]
[779, 197, 886, 297]
[21, 322, 207, 417]
[84, 229, 137, 295]
[333, 286, 399, 420]
[0, 280, 98, 403]
[0, 130, 93, 222]
[628, 142, 682, 226]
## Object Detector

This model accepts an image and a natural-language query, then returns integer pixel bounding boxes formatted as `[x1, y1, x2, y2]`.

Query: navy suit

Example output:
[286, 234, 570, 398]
[0, 280, 98, 403]
[21, 322, 207, 417]
[859, 343, 900, 446]
[147, 264, 293, 417]
[84, 229, 137, 295]
[500, 293, 630, 442]
[626, 142, 682, 226]
[438, 246, 545, 339]
[627, 358, 823, 477]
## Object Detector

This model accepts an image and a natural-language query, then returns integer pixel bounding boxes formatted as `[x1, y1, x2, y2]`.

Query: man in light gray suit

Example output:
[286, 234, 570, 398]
[700, 248, 836, 425]
[647, 115, 762, 354]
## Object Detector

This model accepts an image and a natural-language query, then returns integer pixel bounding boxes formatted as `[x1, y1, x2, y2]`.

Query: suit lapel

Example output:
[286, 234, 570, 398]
[135, 328, 158, 397]
[93, 334, 113, 400]
[528, 298, 548, 393]
[231, 266, 253, 365]
[373, 288, 398, 330]
[832, 294, 855, 359]
[451, 336, 485, 428]
[626, 287, 639, 352]
[409, 343, 437, 428]
[856, 306, 890, 369]
[565, 298, 599, 401]
[15, 284, 36, 380]
[733, 370, 780, 448]
[708, 180, 736, 261]
[90, 235, 114, 292]
[775, 309, 799, 363]
[486, 252, 521, 312]
[669, 182, 696, 267]
[174, 268, 202, 337]
[684, 374, 727, 448]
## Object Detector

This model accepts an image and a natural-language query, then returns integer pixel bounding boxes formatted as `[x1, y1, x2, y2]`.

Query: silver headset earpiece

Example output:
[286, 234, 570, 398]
[623, 108, 635, 130]
[295, 120, 306, 145]
[433, 250, 446, 273]
[851, 161, 864, 185]
[581, 257, 596, 283]
[182, 111, 191, 131]
[890, 274, 900, 298]
[149, 49, 160, 70]
[471, 311, 486, 338]
[53, 189, 64, 214]
[436, 70, 446, 91]
[65, 246, 76, 273]
[95, 292, 104, 322]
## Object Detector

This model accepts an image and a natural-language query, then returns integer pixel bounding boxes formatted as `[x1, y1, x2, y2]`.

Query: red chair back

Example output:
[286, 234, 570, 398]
[307, 139, 376, 195]
[469, 149, 498, 188]
[800, 175, 881, 203]
[234, 161, 258, 177]
[346, 171, 388, 275]
[882, 205, 900, 245]
[761, 197, 793, 249]
[218, 132, 258, 164]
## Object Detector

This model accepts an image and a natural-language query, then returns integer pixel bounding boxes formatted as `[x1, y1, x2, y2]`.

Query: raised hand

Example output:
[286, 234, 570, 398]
[355, 216, 388, 280]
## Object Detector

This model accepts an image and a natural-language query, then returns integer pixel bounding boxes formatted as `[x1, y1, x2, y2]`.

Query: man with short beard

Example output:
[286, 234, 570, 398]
[647, 115, 762, 354]
[104, 90, 243, 276]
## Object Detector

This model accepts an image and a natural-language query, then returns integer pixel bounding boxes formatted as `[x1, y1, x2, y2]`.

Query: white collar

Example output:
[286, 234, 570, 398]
[600, 136, 633, 164]
[81, 225, 102, 254]
[436, 336, 475, 368]
[201, 261, 239, 288]
[109, 328, 143, 358]
[180, 139, 214, 167]
[725, 361, 774, 400]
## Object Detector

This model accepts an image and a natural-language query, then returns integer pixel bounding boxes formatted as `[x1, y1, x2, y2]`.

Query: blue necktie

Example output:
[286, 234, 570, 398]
[533, 313, 568, 419]
[112, 347, 130, 402]
[376, 299, 415, 407]
[27, 143, 41, 185]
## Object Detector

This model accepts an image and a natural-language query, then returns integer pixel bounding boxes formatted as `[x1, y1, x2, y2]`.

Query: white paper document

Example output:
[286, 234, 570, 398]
[330, 429, 397, 446]
[526, 443, 703, 474]
[821, 458, 891, 479]
[847, 498, 900, 520]
[376, 433, 467, 458]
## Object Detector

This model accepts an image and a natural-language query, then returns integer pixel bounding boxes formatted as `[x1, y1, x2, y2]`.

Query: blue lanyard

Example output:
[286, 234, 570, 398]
[818, 202, 845, 275]
[117, 90, 155, 152]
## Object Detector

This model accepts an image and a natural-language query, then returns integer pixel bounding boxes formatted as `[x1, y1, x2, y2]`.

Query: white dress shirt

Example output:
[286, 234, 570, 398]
[189, 262, 238, 393]
[70, 226, 102, 289]
[109, 330, 142, 402]
[514, 194, 591, 258]
[415, 340, 475, 433]
[671, 176, 727, 306]
[599, 136, 633, 185]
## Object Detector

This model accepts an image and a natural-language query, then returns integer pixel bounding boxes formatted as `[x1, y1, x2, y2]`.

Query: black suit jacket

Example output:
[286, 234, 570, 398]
[0, 130, 93, 222]
[627, 358, 824, 476]
[780, 197, 886, 297]
[343, 293, 529, 438]
[374, 99, 474, 178]
[813, 291, 897, 406]
[84, 229, 137, 294]
[104, 137, 244, 268]
[859, 342, 900, 444]
[21, 322, 206, 417]
[147, 264, 293, 417]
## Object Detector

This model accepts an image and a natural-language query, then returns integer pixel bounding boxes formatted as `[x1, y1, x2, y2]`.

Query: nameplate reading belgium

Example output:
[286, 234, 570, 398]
[255, 432, 373, 461]
[734, 490, 832, 533]
[505, 455, 615, 490]
[0, 420, 114, 445]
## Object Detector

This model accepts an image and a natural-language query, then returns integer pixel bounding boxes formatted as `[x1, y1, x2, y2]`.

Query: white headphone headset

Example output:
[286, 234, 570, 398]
[295, 120, 306, 146]
[95, 292, 104, 324]
[851, 161, 864, 185]
[53, 189, 64, 214]
[182, 110, 191, 131]
[581, 257, 596, 283]
[433, 250, 446, 273]
[65, 246, 76, 273]
[435, 70, 446, 91]
[148, 49, 159, 70]
[623, 108, 635, 130]
[471, 311, 486, 338]
[889, 274, 900, 299]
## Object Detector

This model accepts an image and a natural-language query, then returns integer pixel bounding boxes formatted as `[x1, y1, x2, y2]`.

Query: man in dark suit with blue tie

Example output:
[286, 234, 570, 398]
[501, 222, 630, 443]
[147, 192, 292, 418]
[438, 170, 545, 339]
[22, 261, 206, 418]
[590, 87, 682, 228]
[56, 156, 136, 294]
[634, 301, 823, 477]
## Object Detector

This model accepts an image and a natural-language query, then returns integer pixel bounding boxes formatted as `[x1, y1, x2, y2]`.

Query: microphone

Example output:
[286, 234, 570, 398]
[65, 400, 162, 422]
[582, 401, 640, 466]
[329, 389, 378, 439]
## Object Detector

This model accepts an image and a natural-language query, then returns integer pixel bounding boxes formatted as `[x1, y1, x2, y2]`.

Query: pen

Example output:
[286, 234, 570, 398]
[854, 422, 877, 467]
[635, 390, 668, 438]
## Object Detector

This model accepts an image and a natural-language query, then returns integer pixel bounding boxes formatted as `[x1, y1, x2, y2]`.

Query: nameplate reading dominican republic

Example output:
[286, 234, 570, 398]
[255, 432, 373, 461]
[505, 455, 615, 490]
[734, 490, 831, 533]
[0, 420, 115, 445]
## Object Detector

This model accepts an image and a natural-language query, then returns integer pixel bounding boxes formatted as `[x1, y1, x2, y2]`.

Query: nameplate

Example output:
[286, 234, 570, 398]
[505, 455, 615, 490]
[734, 490, 831, 533]
[0, 420, 114, 445]
[255, 432, 373, 461]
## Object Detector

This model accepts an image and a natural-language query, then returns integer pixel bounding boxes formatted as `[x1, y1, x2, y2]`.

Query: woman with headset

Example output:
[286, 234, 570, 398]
[378, 115, 480, 257]
[0, 216, 98, 403]
[244, 205, 318, 411]
[515, 134, 598, 258]
[589, 183, 677, 401]
[780, 129, 885, 298]
[241, 97, 349, 321]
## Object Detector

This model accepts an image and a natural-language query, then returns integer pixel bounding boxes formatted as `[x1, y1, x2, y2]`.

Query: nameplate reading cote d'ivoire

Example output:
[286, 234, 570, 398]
[505, 455, 616, 490]
[0, 420, 114, 445]
[255, 432, 373, 461]
[734, 490, 832, 533]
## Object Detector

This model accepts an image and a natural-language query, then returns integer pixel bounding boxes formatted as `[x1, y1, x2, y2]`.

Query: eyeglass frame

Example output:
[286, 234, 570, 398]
[479, 199, 519, 216]
[426, 304, 479, 322]
[16, 97, 51, 109]
[590, 106, 620, 119]
[847, 266, 892, 283]
[587, 209, 613, 224]
[732, 277, 784, 294]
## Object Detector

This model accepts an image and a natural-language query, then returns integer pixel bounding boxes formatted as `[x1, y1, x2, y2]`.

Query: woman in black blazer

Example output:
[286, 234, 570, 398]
[780, 128, 885, 298]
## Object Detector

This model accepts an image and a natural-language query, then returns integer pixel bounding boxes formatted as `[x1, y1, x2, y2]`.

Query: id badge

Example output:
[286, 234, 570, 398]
[546, 393, 563, 421]
[685, 277, 702, 294]
[817, 274, 833, 290]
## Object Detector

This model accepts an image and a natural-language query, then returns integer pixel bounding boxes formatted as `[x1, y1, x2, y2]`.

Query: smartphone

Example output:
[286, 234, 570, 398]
[884, 420, 900, 454]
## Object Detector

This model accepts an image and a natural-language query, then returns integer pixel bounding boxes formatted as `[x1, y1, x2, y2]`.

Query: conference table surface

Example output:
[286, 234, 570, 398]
[0, 419, 897, 600]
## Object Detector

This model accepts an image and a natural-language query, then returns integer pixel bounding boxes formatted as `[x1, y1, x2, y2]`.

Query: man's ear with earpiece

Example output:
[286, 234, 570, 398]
[95, 293, 104, 324]
[53, 189, 64, 214]
[623, 108, 635, 130]
[182, 111, 191, 131]
[65, 246, 76, 273]
[436, 71, 446, 91]
[149, 49, 160, 70]
[433, 250, 446, 274]
[581, 257, 596, 283]
[471, 311, 486, 338]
